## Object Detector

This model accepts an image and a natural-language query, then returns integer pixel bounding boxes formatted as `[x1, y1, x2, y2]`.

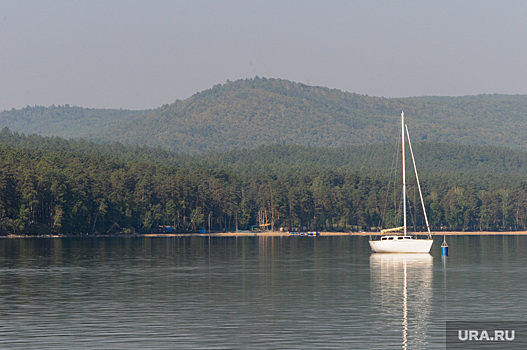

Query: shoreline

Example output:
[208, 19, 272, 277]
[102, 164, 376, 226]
[4, 230, 527, 238]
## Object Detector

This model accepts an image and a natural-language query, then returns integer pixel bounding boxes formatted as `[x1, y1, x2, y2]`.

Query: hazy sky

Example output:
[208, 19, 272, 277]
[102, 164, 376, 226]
[2, 0, 527, 111]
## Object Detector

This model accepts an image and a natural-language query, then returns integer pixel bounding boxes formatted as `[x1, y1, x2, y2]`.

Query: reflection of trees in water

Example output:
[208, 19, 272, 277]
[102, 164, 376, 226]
[370, 254, 433, 349]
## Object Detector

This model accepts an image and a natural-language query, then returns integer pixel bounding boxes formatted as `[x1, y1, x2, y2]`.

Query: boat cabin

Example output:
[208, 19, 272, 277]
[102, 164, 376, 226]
[380, 235, 414, 241]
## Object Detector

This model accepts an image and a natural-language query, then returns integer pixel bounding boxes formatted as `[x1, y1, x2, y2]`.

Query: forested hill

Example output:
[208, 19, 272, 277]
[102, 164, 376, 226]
[0, 105, 146, 139]
[3, 78, 527, 153]
[97, 78, 527, 153]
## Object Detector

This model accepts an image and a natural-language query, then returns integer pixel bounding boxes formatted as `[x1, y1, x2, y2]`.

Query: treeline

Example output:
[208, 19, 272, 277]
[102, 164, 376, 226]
[1, 140, 527, 235]
[4, 128, 527, 177]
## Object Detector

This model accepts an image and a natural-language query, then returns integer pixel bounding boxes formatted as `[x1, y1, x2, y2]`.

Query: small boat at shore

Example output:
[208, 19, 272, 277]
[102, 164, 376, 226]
[369, 112, 433, 253]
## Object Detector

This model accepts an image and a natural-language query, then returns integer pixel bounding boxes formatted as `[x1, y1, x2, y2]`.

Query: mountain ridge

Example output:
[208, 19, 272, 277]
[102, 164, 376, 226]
[2, 77, 527, 153]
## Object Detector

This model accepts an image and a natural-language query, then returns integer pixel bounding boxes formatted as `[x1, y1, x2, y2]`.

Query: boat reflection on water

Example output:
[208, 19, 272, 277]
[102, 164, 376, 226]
[370, 254, 433, 349]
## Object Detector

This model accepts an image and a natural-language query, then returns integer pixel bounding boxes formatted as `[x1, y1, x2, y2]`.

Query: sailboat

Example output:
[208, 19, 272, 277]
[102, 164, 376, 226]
[369, 112, 433, 253]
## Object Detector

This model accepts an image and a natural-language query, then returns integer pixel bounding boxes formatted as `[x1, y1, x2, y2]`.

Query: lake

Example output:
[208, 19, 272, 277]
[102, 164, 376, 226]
[0, 235, 525, 349]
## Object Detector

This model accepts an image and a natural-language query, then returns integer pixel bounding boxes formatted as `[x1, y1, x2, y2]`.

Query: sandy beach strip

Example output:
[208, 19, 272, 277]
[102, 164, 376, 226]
[4, 231, 527, 238]
[146, 230, 527, 237]
[204, 231, 527, 237]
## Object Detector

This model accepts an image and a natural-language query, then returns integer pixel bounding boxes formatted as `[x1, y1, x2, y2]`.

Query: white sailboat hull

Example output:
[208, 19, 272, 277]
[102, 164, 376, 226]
[369, 238, 433, 253]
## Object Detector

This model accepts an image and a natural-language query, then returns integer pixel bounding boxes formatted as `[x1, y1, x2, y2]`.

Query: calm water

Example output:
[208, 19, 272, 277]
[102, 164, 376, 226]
[0, 235, 525, 349]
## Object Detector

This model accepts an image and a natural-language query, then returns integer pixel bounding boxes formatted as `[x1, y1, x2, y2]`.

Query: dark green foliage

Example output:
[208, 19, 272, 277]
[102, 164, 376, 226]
[198, 142, 527, 177]
[1, 129, 527, 234]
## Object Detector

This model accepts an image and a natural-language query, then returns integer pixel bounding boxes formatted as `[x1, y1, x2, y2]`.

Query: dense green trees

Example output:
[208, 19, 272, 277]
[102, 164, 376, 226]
[0, 130, 527, 234]
[0, 146, 522, 235]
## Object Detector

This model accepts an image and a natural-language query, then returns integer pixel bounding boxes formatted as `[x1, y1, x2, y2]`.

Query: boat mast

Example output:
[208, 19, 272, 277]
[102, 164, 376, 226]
[401, 111, 407, 235]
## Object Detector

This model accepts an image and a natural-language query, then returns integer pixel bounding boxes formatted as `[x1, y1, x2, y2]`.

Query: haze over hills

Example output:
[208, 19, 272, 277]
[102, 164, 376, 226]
[2, 77, 527, 153]
[0, 105, 146, 139]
